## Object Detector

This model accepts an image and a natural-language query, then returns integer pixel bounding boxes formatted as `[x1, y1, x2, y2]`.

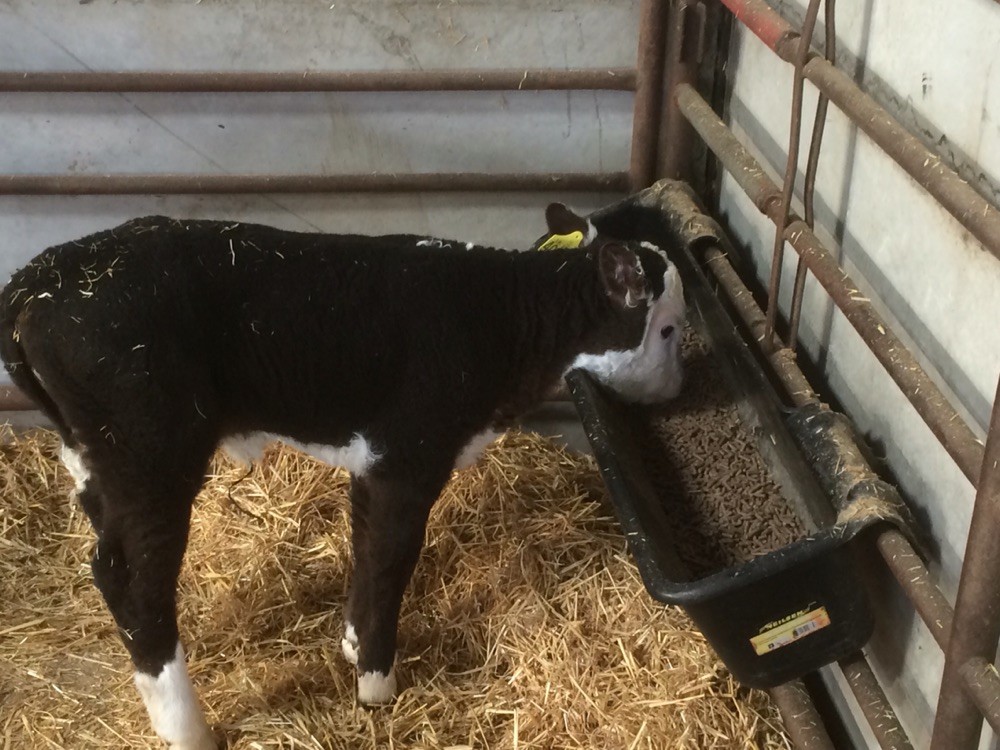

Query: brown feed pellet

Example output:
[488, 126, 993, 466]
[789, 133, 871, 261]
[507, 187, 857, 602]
[624, 325, 806, 578]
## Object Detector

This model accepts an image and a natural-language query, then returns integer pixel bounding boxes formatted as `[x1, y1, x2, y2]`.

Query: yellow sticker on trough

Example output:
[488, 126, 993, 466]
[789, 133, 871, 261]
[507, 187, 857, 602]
[750, 606, 831, 656]
[537, 230, 585, 250]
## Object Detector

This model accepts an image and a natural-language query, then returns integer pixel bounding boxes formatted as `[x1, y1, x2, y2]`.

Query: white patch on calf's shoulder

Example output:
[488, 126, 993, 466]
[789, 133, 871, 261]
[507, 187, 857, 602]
[221, 432, 381, 475]
[584, 219, 598, 245]
[294, 434, 381, 475]
[134, 642, 215, 750]
[454, 428, 500, 470]
[219, 432, 273, 465]
[358, 669, 396, 705]
[59, 443, 90, 494]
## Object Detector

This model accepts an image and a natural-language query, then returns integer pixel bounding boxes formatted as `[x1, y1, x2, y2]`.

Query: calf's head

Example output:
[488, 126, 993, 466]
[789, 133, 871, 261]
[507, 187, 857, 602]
[571, 238, 687, 404]
[530, 202, 601, 251]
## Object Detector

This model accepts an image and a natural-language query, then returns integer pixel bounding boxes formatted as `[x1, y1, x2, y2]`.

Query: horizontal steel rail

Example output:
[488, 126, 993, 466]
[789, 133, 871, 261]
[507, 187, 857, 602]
[0, 385, 35, 411]
[839, 653, 913, 750]
[0, 171, 629, 196]
[769, 681, 837, 750]
[875, 529, 953, 649]
[0, 68, 636, 93]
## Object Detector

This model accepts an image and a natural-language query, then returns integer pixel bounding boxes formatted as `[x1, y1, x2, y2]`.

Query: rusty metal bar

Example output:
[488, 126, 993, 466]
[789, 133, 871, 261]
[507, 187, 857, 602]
[704, 247, 769, 344]
[788, 0, 836, 349]
[629, 0, 669, 190]
[0, 172, 629, 196]
[932, 377, 1000, 750]
[839, 653, 913, 750]
[959, 657, 1000, 736]
[0, 385, 34, 411]
[700, 219, 954, 653]
[703, 247, 819, 403]
[803, 61, 1000, 264]
[762, 0, 823, 346]
[769, 681, 837, 750]
[0, 68, 636, 93]
[719, 0, 797, 51]
[717, 0, 1000, 265]
[875, 529, 953, 649]
[783, 220, 984, 487]
[677, 85, 781, 214]
[677, 83, 985, 487]
[656, 0, 703, 182]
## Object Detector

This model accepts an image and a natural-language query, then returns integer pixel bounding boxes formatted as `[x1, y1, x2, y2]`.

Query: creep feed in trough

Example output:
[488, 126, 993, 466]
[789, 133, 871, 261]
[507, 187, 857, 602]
[567, 181, 916, 690]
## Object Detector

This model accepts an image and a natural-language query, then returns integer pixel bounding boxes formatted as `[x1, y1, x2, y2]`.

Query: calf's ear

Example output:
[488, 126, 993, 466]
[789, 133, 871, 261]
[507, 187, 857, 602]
[598, 243, 649, 309]
[545, 203, 589, 236]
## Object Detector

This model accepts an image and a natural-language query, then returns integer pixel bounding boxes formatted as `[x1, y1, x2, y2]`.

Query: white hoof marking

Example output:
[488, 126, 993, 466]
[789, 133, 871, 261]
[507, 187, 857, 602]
[134, 642, 215, 750]
[342, 622, 359, 665]
[358, 669, 396, 705]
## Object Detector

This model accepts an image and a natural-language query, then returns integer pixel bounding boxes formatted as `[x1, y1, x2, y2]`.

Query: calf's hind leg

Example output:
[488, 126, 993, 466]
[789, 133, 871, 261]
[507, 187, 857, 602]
[83, 451, 216, 750]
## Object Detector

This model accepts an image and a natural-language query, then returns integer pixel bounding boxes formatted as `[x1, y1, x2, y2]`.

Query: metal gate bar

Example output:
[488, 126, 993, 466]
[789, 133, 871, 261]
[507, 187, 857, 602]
[770, 681, 837, 750]
[0, 68, 636, 93]
[838, 653, 913, 750]
[0, 172, 628, 196]
[958, 657, 1000, 735]
[629, 0, 669, 190]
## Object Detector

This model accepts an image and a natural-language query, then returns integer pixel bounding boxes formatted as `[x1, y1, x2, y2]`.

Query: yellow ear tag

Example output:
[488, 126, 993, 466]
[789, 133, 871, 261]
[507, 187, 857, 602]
[537, 230, 585, 251]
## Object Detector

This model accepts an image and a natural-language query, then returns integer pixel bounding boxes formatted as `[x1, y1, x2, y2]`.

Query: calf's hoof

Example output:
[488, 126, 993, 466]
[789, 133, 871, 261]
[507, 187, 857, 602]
[357, 669, 397, 705]
[168, 729, 217, 750]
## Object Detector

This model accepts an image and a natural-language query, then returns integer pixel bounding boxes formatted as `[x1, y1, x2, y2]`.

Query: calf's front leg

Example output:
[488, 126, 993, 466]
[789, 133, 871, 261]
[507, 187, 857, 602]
[345, 473, 441, 704]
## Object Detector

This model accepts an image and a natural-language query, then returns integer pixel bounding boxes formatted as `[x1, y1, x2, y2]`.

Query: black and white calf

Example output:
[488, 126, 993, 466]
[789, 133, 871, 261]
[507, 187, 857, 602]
[0, 206, 685, 749]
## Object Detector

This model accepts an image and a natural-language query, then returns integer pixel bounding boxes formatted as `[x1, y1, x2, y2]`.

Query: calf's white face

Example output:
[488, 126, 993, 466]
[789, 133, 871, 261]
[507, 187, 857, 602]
[537, 204, 687, 404]
[570, 257, 686, 403]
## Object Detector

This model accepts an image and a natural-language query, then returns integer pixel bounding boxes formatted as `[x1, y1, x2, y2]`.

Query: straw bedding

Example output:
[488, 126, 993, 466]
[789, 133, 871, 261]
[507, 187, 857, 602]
[0, 427, 790, 749]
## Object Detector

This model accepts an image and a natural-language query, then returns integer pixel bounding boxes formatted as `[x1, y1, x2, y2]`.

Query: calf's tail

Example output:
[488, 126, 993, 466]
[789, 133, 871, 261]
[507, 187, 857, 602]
[0, 288, 73, 440]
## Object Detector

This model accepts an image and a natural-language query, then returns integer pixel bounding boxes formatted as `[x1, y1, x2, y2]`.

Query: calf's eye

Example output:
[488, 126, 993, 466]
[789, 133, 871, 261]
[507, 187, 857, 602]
[660, 325, 675, 340]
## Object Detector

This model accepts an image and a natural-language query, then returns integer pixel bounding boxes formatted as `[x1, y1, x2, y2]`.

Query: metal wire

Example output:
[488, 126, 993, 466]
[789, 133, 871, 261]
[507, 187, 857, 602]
[788, 0, 836, 349]
[762, 0, 824, 346]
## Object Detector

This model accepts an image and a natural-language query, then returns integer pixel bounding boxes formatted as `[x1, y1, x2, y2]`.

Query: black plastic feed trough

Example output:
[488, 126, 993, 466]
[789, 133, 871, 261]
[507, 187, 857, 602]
[565, 186, 908, 688]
